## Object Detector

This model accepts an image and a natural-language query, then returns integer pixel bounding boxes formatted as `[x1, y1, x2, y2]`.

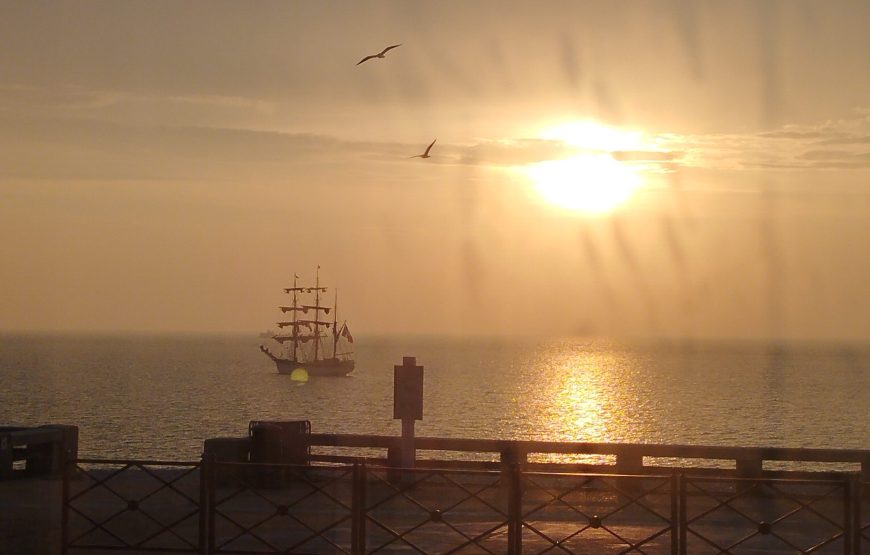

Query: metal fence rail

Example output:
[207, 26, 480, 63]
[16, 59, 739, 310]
[62, 459, 203, 554]
[208, 461, 355, 554]
[680, 475, 852, 554]
[363, 466, 510, 553]
[520, 471, 677, 554]
[859, 480, 869, 553]
[61, 457, 870, 554]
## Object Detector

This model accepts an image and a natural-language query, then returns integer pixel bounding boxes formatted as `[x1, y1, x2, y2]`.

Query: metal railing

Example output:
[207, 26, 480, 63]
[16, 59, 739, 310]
[680, 475, 853, 554]
[519, 470, 677, 554]
[62, 456, 870, 554]
[208, 461, 355, 554]
[62, 459, 204, 554]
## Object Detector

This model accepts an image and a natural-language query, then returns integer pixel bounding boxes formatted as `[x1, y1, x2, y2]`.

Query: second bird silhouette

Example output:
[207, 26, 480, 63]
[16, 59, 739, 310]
[410, 139, 437, 159]
[356, 44, 402, 66]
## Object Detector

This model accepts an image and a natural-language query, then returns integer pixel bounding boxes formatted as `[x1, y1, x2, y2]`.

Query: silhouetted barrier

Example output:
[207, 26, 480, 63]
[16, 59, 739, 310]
[307, 434, 870, 480]
[207, 461, 355, 554]
[62, 459, 204, 554]
[248, 421, 310, 466]
[680, 475, 855, 554]
[0, 424, 78, 479]
[61, 453, 870, 553]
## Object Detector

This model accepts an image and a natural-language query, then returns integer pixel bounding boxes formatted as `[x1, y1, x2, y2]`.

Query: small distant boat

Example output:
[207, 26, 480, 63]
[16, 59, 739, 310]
[259, 268, 355, 377]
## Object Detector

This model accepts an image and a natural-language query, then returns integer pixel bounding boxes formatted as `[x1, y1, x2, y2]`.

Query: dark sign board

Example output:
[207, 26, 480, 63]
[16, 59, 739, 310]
[394, 357, 424, 421]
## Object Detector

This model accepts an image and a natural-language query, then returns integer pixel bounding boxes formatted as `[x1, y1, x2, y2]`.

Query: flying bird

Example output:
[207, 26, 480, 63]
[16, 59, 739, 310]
[410, 139, 437, 159]
[356, 44, 402, 66]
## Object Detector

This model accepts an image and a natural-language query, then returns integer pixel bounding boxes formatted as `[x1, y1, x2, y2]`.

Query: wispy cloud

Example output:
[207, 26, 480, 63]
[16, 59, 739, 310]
[653, 111, 870, 171]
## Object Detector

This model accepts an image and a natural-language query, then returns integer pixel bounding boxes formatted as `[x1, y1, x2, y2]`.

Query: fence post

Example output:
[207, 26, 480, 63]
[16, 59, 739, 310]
[844, 474, 856, 555]
[198, 454, 208, 555]
[204, 453, 216, 555]
[507, 463, 523, 555]
[670, 474, 679, 555]
[855, 475, 863, 555]
[678, 474, 687, 555]
[61, 457, 72, 555]
[352, 461, 366, 555]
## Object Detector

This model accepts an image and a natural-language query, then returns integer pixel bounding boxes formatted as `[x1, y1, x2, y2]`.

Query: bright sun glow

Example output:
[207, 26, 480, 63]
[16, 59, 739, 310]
[527, 121, 648, 214]
[528, 155, 642, 213]
[539, 121, 645, 152]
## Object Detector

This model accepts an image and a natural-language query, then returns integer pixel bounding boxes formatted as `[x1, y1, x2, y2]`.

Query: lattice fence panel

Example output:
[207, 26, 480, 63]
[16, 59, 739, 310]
[682, 476, 848, 554]
[210, 462, 354, 554]
[520, 472, 675, 554]
[65, 459, 202, 553]
[364, 467, 510, 554]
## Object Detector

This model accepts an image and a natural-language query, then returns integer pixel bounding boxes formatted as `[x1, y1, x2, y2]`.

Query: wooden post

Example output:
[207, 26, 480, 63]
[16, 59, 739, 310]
[198, 454, 208, 555]
[615, 450, 643, 475]
[861, 457, 870, 483]
[507, 463, 523, 555]
[351, 461, 367, 555]
[736, 458, 763, 478]
[0, 433, 12, 480]
[393, 356, 424, 469]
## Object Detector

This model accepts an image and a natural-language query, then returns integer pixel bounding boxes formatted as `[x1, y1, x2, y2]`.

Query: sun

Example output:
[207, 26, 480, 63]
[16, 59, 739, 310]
[525, 121, 648, 214]
[527, 154, 642, 214]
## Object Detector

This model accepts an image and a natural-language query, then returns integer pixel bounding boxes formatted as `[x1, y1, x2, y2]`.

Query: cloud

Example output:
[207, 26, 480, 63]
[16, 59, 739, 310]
[757, 130, 827, 139]
[455, 139, 575, 166]
[799, 149, 855, 160]
[0, 112, 393, 181]
[0, 84, 277, 129]
[453, 139, 682, 173]
[611, 150, 681, 162]
[652, 111, 870, 172]
[817, 135, 870, 146]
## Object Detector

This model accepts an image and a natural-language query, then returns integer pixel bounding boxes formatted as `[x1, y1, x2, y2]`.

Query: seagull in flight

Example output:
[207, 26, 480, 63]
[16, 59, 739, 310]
[410, 139, 437, 159]
[356, 44, 402, 66]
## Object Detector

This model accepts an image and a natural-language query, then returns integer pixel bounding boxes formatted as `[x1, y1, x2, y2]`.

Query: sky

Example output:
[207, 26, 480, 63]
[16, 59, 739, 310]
[1, 0, 869, 341]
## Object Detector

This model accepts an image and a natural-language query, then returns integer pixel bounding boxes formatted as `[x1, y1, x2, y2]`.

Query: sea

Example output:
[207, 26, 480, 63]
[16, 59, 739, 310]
[1, 334, 868, 461]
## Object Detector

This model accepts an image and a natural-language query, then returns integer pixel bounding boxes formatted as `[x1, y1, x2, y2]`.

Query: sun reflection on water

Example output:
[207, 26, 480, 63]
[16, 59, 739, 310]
[521, 342, 635, 463]
[547, 362, 611, 464]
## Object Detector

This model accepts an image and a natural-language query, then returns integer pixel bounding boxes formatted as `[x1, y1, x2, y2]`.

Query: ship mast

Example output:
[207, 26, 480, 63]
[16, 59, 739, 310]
[291, 273, 299, 362]
[332, 288, 339, 358]
[313, 266, 321, 362]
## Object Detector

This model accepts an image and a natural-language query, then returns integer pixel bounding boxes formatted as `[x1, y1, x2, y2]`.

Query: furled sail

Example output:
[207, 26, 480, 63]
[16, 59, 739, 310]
[274, 334, 319, 344]
[276, 321, 312, 329]
[296, 320, 333, 328]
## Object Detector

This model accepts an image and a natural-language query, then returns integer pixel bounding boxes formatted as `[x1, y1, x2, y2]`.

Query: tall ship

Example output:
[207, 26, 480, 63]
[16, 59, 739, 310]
[259, 268, 355, 377]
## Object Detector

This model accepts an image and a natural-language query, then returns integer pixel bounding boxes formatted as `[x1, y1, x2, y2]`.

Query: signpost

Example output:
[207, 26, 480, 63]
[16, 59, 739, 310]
[393, 356, 424, 469]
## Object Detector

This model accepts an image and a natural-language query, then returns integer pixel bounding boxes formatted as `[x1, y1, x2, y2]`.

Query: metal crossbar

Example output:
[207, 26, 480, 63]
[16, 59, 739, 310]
[680, 475, 850, 554]
[521, 471, 677, 554]
[61, 457, 870, 554]
[859, 480, 870, 553]
[62, 459, 202, 554]
[209, 460, 354, 554]
[363, 466, 510, 554]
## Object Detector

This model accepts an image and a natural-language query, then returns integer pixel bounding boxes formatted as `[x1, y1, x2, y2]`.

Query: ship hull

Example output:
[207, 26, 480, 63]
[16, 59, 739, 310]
[275, 357, 354, 377]
[260, 345, 354, 377]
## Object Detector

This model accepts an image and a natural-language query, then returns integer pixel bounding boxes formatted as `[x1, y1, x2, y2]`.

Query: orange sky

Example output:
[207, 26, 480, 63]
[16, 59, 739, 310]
[1, 1, 870, 341]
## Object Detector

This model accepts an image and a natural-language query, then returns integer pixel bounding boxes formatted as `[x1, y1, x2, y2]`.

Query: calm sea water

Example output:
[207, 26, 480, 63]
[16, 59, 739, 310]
[1, 334, 868, 460]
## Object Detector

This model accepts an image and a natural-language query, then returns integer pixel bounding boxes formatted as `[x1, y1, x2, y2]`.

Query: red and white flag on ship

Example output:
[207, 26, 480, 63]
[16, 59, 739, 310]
[339, 322, 354, 343]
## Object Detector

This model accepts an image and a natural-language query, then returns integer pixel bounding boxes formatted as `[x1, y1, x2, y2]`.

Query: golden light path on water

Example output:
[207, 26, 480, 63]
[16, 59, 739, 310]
[416, 338, 666, 466]
[525, 346, 624, 465]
